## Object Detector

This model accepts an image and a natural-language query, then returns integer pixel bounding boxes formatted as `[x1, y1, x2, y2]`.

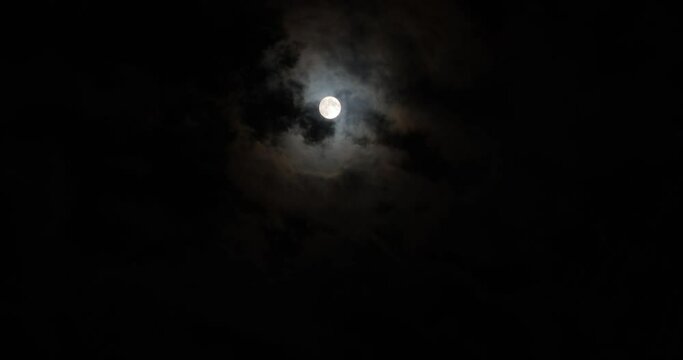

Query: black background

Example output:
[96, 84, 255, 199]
[4, 1, 681, 358]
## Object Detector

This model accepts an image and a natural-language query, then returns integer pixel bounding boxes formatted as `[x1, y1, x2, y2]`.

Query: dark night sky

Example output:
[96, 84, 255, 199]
[3, 1, 681, 358]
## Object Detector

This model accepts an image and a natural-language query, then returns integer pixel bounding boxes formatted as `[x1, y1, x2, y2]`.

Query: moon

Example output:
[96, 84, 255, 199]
[319, 96, 342, 120]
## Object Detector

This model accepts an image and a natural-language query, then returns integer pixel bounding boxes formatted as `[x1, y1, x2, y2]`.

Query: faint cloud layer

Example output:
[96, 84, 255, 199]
[225, 0, 492, 265]
[256, 0, 487, 176]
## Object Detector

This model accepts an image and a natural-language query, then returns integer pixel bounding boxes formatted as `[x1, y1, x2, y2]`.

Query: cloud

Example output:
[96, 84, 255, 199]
[256, 0, 489, 160]
[222, 0, 496, 267]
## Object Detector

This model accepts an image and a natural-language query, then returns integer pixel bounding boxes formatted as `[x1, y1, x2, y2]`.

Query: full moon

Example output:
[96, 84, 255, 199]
[319, 96, 342, 120]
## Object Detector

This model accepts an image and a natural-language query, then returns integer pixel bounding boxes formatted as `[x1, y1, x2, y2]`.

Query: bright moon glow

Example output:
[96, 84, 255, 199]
[319, 96, 342, 119]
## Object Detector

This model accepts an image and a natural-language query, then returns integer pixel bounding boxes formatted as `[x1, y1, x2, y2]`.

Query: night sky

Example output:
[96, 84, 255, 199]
[4, 1, 681, 358]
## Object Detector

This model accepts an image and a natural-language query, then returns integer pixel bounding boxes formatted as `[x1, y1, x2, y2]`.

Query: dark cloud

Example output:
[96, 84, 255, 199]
[218, 0, 500, 275]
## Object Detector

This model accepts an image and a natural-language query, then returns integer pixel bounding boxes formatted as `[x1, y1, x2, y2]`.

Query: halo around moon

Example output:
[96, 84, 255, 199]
[319, 96, 341, 120]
